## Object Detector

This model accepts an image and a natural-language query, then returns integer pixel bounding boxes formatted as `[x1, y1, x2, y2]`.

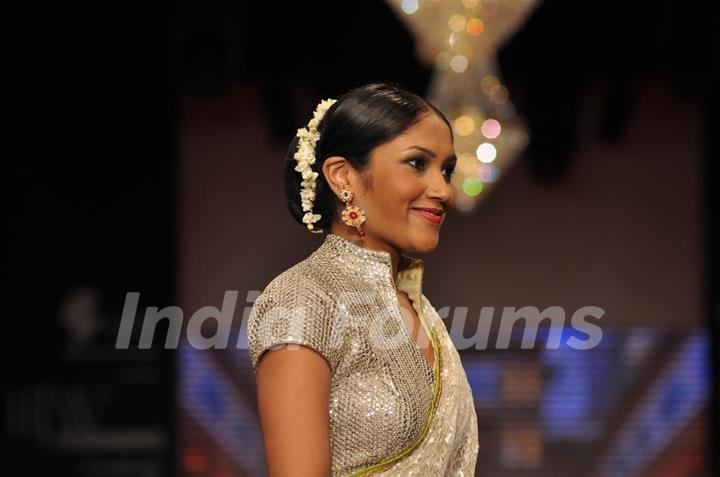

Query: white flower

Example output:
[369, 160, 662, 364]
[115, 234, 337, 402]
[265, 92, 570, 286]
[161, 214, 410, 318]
[296, 127, 313, 140]
[316, 99, 334, 115]
[294, 97, 336, 232]
[294, 160, 310, 173]
[300, 172, 318, 189]
[301, 167, 315, 180]
[302, 212, 321, 224]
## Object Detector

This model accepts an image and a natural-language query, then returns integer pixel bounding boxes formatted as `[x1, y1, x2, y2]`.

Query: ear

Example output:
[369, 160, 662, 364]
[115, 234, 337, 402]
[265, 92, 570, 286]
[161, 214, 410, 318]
[321, 156, 351, 197]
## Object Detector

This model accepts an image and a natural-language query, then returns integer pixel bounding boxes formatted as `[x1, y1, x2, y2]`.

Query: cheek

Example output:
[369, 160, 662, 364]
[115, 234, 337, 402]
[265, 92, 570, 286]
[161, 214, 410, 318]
[366, 167, 425, 218]
[387, 176, 424, 209]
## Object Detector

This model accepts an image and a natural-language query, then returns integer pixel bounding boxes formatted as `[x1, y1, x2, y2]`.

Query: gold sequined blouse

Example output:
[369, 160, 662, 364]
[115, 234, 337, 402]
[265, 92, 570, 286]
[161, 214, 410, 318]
[248, 233, 478, 476]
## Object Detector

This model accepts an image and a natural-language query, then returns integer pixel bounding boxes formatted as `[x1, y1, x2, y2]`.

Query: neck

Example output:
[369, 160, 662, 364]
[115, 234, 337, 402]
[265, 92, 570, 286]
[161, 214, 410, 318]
[329, 224, 402, 280]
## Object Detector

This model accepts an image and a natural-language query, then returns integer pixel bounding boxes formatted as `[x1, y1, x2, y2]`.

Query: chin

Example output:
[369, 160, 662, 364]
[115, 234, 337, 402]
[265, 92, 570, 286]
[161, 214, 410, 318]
[407, 229, 441, 253]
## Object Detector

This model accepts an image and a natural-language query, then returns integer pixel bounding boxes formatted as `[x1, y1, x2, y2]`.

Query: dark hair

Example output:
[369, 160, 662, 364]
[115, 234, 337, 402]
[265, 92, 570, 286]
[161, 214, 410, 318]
[283, 82, 452, 233]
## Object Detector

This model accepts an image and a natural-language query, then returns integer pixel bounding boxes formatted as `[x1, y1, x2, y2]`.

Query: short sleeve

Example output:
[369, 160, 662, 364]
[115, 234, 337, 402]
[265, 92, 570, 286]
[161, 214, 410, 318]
[247, 271, 339, 375]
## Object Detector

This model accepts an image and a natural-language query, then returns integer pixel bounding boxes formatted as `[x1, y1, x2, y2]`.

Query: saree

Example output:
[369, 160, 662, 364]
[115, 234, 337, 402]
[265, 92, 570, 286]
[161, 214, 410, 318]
[352, 292, 479, 476]
[248, 233, 479, 475]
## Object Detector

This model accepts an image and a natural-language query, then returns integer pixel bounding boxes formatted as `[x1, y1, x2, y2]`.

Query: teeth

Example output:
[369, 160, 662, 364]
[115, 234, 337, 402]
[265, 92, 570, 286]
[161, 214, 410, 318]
[416, 209, 440, 216]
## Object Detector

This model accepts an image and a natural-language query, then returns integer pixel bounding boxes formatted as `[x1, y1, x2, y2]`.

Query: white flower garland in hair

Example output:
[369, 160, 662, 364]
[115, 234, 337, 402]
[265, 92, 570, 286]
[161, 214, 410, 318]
[294, 98, 337, 232]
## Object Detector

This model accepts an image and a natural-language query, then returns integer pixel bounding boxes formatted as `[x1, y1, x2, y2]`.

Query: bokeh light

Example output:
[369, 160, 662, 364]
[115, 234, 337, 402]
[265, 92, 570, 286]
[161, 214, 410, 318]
[481, 75, 500, 95]
[475, 142, 497, 163]
[491, 84, 510, 103]
[476, 163, 499, 182]
[435, 52, 451, 70]
[466, 18, 484, 36]
[463, 176, 484, 197]
[453, 115, 475, 136]
[481, 118, 502, 138]
[401, 0, 419, 14]
[387, 0, 536, 209]
[462, 105, 485, 123]
[449, 14, 467, 32]
[457, 152, 478, 175]
[450, 54, 468, 73]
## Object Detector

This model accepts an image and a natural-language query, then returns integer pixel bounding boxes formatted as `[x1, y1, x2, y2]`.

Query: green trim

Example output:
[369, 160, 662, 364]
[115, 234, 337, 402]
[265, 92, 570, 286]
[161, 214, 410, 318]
[346, 314, 443, 476]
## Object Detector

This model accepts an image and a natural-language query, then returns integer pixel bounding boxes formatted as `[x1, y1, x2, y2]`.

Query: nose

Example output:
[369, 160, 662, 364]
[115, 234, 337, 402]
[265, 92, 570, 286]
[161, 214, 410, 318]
[425, 172, 454, 207]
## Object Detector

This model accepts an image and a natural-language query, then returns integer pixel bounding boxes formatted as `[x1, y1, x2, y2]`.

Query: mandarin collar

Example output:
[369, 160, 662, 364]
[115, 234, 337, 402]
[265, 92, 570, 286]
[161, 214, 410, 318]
[321, 233, 425, 301]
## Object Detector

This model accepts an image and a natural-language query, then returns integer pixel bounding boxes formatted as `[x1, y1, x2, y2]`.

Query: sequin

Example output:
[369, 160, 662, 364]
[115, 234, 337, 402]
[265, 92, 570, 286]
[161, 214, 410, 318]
[248, 233, 478, 475]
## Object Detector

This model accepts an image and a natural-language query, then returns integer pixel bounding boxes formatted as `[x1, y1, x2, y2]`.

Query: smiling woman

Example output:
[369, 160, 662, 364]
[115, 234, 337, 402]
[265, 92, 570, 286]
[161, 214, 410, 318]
[320, 109, 457, 253]
[248, 82, 478, 476]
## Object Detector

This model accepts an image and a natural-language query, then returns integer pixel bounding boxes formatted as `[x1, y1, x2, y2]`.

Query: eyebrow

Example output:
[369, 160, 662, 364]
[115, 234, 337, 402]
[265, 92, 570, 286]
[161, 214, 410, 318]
[402, 145, 457, 162]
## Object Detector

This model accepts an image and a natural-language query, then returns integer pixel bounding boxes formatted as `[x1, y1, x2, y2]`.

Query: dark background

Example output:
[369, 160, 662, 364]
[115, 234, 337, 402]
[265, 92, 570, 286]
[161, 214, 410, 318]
[7, 1, 717, 476]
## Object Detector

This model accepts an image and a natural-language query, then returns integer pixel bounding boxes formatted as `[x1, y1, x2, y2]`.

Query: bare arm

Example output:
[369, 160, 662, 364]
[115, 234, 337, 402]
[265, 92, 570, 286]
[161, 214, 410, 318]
[256, 344, 332, 477]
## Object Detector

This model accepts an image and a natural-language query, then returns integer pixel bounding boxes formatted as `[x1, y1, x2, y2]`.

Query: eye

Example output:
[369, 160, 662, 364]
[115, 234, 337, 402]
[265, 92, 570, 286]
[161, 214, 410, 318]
[407, 156, 456, 182]
[406, 156, 427, 170]
[442, 163, 456, 181]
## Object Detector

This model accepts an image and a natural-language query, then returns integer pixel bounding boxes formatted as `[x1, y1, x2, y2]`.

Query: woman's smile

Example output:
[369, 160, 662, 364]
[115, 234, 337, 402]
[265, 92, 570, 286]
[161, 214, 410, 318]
[410, 207, 444, 225]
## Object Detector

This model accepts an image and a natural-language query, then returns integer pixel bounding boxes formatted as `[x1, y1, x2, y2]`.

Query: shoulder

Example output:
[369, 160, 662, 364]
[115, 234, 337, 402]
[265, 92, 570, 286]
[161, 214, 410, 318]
[251, 255, 336, 313]
[247, 257, 340, 374]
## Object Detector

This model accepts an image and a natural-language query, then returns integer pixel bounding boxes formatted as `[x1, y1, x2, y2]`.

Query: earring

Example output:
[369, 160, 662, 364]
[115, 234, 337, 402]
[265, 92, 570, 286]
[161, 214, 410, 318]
[339, 187, 366, 238]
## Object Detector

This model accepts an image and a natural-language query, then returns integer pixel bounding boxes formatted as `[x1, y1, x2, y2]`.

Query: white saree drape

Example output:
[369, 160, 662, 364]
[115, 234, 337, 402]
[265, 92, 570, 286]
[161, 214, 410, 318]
[353, 295, 479, 476]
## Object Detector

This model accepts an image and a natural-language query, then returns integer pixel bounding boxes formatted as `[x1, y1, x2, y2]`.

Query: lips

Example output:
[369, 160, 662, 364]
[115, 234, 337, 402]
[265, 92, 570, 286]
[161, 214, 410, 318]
[411, 207, 444, 224]
[411, 207, 444, 216]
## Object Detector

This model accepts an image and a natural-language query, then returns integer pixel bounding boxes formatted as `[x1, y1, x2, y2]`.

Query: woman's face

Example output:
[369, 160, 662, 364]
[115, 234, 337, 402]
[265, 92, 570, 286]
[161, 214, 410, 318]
[356, 111, 457, 254]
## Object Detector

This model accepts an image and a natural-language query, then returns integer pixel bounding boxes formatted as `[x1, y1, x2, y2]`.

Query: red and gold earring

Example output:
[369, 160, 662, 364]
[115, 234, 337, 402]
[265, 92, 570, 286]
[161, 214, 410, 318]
[339, 187, 366, 238]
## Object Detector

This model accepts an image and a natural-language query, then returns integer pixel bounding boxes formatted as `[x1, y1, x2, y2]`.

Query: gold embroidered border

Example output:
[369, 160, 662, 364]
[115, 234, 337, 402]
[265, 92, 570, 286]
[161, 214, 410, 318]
[347, 315, 443, 477]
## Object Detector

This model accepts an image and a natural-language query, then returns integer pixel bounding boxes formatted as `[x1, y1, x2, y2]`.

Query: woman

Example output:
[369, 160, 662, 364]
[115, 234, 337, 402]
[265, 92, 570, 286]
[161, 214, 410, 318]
[248, 83, 478, 476]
